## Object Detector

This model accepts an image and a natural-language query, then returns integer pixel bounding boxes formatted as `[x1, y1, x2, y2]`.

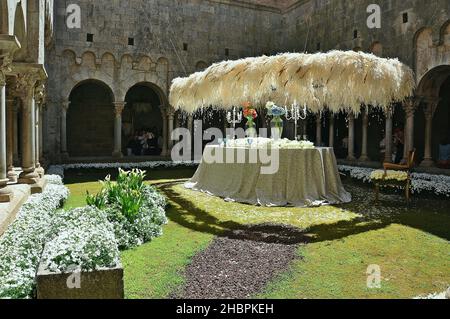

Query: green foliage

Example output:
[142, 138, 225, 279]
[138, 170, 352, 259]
[87, 169, 147, 222]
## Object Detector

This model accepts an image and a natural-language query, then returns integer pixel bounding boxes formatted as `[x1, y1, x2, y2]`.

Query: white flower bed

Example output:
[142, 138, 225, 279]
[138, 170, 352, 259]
[47, 161, 198, 179]
[338, 165, 450, 197]
[0, 176, 70, 299]
[41, 207, 120, 273]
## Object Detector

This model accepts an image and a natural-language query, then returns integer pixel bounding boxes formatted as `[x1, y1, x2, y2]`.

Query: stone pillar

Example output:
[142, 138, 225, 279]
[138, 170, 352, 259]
[420, 98, 439, 167]
[13, 101, 19, 165]
[161, 109, 168, 156]
[112, 102, 125, 158]
[329, 114, 335, 148]
[315, 114, 322, 146]
[403, 98, 417, 162]
[167, 108, 175, 153]
[384, 109, 393, 163]
[347, 113, 356, 160]
[34, 83, 45, 177]
[0, 71, 13, 202]
[360, 108, 370, 161]
[17, 72, 40, 185]
[6, 95, 17, 182]
[61, 100, 69, 159]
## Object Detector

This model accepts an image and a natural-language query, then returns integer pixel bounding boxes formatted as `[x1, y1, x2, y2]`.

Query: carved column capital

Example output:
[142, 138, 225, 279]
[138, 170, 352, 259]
[34, 81, 47, 107]
[14, 71, 41, 99]
[403, 97, 419, 118]
[113, 101, 126, 117]
[421, 97, 440, 120]
[0, 55, 13, 86]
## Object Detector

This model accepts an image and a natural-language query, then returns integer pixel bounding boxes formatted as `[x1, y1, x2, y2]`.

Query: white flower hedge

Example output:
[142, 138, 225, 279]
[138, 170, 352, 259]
[47, 161, 198, 179]
[339, 165, 450, 197]
[0, 176, 70, 299]
[41, 207, 120, 273]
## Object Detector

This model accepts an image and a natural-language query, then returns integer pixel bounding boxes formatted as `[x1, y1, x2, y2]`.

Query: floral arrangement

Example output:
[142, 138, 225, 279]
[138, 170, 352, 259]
[225, 138, 314, 150]
[370, 170, 408, 182]
[0, 176, 70, 299]
[41, 207, 120, 273]
[266, 101, 286, 139]
[86, 169, 168, 249]
[266, 101, 286, 117]
[271, 139, 315, 149]
[243, 102, 258, 121]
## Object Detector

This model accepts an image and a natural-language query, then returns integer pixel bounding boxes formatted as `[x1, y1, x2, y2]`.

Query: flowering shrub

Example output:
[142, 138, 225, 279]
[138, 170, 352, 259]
[370, 170, 408, 181]
[87, 169, 168, 249]
[41, 207, 120, 273]
[47, 161, 198, 179]
[339, 165, 450, 197]
[0, 176, 70, 299]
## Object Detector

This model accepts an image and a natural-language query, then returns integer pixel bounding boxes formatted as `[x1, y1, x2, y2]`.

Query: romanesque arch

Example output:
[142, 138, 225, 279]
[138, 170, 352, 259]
[123, 82, 167, 156]
[415, 65, 450, 164]
[67, 79, 115, 157]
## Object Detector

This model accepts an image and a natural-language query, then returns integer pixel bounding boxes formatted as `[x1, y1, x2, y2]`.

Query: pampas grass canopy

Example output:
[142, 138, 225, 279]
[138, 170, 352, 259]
[169, 51, 415, 114]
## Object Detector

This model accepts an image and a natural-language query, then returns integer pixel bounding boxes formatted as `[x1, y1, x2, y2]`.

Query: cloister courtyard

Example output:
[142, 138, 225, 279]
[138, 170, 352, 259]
[1, 0, 449, 302]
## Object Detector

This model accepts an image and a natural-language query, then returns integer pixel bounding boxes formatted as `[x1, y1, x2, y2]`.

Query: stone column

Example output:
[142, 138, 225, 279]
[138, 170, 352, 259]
[402, 98, 417, 162]
[34, 83, 45, 177]
[360, 108, 370, 161]
[329, 114, 335, 148]
[17, 72, 40, 185]
[13, 101, 19, 165]
[6, 95, 17, 182]
[347, 112, 356, 160]
[0, 70, 13, 202]
[315, 114, 322, 146]
[384, 109, 393, 163]
[112, 101, 125, 158]
[167, 108, 175, 153]
[420, 98, 439, 167]
[161, 109, 168, 156]
[61, 100, 70, 159]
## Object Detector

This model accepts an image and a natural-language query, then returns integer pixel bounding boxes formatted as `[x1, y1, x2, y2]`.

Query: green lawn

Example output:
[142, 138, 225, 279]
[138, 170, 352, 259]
[63, 169, 450, 299]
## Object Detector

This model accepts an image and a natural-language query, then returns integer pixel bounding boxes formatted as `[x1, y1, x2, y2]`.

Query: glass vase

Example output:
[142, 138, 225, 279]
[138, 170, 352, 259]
[245, 118, 257, 138]
[271, 116, 284, 140]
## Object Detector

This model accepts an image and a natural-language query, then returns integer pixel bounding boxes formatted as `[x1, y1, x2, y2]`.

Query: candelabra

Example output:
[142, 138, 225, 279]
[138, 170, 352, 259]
[285, 104, 307, 139]
[226, 107, 243, 131]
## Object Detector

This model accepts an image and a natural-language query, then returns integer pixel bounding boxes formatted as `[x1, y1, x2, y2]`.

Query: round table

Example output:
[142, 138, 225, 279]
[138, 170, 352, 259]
[185, 145, 352, 207]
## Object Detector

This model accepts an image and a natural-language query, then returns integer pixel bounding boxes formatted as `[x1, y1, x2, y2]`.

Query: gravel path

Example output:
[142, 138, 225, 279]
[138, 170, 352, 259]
[173, 224, 307, 299]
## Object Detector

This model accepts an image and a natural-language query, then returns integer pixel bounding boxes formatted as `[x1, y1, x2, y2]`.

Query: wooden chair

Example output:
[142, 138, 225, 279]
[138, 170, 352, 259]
[375, 149, 416, 203]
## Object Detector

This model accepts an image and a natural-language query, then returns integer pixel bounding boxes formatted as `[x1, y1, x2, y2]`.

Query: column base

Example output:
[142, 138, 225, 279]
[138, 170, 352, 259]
[18, 169, 40, 185]
[359, 155, 370, 162]
[346, 155, 356, 161]
[7, 169, 18, 183]
[112, 151, 123, 159]
[0, 180, 13, 203]
[420, 158, 435, 168]
[36, 166, 45, 178]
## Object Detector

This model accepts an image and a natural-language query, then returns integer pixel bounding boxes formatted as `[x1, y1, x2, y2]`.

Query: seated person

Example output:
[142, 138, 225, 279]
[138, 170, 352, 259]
[437, 137, 450, 169]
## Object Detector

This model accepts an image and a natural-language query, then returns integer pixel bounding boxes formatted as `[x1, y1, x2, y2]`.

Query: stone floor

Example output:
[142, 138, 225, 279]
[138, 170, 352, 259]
[0, 184, 31, 236]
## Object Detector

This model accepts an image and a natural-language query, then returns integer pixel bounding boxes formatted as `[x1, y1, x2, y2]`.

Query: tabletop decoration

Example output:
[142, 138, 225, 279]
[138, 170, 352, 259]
[266, 101, 286, 140]
[243, 101, 258, 138]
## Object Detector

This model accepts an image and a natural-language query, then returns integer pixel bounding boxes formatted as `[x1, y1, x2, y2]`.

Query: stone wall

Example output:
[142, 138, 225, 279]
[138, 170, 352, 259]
[44, 0, 285, 161]
[43, 0, 450, 162]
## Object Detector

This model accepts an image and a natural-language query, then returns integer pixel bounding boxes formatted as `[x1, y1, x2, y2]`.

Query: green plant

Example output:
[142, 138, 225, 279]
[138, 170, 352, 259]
[87, 169, 147, 222]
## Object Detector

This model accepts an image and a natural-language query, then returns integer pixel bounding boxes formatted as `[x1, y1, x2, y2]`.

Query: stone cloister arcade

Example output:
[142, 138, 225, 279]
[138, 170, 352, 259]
[1, 0, 53, 208]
